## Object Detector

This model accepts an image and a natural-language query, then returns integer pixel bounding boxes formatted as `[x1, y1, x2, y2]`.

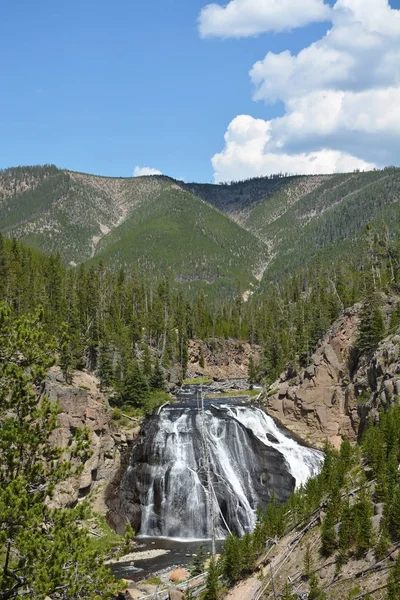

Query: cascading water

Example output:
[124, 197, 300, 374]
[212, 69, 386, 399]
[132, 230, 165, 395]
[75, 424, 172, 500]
[116, 398, 323, 540]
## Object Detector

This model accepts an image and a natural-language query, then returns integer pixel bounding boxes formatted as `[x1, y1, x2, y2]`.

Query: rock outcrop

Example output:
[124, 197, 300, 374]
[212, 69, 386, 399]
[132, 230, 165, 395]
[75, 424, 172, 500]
[266, 307, 360, 448]
[266, 297, 400, 448]
[42, 368, 135, 509]
[186, 338, 260, 381]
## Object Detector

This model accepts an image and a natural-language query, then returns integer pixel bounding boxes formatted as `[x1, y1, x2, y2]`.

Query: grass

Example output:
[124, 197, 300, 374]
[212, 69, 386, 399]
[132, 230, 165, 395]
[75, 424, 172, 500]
[183, 376, 213, 385]
[87, 514, 122, 554]
[139, 577, 163, 586]
[205, 389, 260, 399]
[111, 391, 171, 421]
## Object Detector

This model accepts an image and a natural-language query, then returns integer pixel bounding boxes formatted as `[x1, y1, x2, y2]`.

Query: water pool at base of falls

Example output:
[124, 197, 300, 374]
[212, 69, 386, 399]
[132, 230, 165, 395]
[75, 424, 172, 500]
[116, 399, 324, 541]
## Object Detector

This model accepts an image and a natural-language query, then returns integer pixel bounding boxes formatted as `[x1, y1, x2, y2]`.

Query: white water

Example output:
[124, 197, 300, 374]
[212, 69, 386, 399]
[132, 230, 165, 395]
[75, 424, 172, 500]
[226, 406, 324, 488]
[124, 404, 323, 539]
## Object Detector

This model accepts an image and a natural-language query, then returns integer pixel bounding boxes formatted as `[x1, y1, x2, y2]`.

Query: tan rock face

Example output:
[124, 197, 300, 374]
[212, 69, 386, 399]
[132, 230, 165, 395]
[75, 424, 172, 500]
[266, 308, 360, 448]
[186, 338, 260, 380]
[43, 370, 127, 509]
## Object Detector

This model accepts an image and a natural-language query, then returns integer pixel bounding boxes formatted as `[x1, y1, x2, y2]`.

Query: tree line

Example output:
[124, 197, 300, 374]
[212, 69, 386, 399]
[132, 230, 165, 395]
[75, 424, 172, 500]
[1, 220, 399, 410]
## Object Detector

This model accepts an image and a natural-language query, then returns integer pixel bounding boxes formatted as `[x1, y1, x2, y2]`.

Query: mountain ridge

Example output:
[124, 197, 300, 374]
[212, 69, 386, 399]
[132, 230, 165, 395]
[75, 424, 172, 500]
[1, 164, 400, 293]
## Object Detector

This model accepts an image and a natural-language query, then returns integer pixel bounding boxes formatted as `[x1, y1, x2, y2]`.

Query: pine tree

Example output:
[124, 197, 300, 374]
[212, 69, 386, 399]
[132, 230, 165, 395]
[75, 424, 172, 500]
[222, 535, 241, 584]
[248, 355, 257, 385]
[204, 555, 219, 600]
[281, 580, 296, 600]
[386, 549, 400, 600]
[321, 501, 337, 556]
[308, 573, 326, 600]
[375, 515, 390, 560]
[356, 295, 385, 355]
[338, 498, 354, 564]
[59, 322, 74, 385]
[354, 488, 374, 557]
[199, 346, 205, 368]
[97, 342, 114, 392]
[190, 545, 207, 576]
[0, 304, 118, 599]
[142, 344, 153, 378]
[120, 361, 149, 407]
[149, 358, 166, 391]
[303, 542, 313, 580]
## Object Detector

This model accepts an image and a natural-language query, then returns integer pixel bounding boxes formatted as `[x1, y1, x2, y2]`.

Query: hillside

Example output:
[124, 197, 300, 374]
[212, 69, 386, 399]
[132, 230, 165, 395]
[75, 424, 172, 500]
[2, 165, 400, 292]
[91, 184, 267, 293]
[0, 166, 267, 293]
[184, 168, 400, 283]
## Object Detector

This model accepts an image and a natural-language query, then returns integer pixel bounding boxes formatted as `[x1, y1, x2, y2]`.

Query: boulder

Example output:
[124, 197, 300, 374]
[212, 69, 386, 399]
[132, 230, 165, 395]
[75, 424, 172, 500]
[169, 568, 190, 583]
[169, 590, 185, 600]
[125, 590, 145, 599]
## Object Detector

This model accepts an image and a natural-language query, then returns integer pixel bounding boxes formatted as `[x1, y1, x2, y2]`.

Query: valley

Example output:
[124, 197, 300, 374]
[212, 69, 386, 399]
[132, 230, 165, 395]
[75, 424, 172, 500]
[2, 165, 400, 600]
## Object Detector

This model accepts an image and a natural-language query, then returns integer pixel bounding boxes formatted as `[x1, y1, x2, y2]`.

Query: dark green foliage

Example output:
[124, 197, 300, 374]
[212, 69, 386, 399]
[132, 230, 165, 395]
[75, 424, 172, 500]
[281, 580, 296, 600]
[204, 556, 219, 600]
[199, 346, 205, 368]
[97, 342, 114, 391]
[354, 487, 374, 557]
[248, 355, 257, 385]
[321, 500, 337, 557]
[308, 573, 326, 600]
[59, 322, 75, 384]
[142, 344, 153, 377]
[386, 549, 400, 600]
[356, 293, 385, 355]
[190, 545, 207, 577]
[303, 542, 313, 580]
[0, 304, 117, 599]
[119, 361, 149, 408]
[149, 359, 166, 391]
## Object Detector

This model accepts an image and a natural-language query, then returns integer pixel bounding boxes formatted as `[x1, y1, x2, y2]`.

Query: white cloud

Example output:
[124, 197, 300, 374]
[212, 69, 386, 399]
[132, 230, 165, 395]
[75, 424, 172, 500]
[212, 115, 375, 182]
[207, 0, 400, 181]
[133, 166, 162, 177]
[198, 0, 331, 38]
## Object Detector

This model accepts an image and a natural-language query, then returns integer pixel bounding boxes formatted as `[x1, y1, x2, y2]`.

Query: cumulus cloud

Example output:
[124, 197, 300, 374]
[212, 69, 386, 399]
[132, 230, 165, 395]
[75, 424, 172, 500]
[212, 115, 375, 182]
[198, 0, 331, 38]
[205, 0, 400, 182]
[133, 166, 162, 177]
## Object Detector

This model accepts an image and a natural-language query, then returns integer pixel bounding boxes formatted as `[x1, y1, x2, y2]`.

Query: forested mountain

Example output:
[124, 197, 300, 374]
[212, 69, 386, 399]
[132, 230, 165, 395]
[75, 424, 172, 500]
[0, 166, 266, 294]
[1, 165, 400, 294]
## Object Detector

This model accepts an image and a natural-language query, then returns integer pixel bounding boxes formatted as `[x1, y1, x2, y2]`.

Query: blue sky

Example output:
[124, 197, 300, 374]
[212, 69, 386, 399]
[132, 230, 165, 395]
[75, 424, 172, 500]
[1, 0, 399, 182]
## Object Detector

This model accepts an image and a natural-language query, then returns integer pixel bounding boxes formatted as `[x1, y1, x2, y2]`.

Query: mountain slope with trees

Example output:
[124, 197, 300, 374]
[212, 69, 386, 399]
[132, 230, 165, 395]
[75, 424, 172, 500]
[2, 165, 400, 294]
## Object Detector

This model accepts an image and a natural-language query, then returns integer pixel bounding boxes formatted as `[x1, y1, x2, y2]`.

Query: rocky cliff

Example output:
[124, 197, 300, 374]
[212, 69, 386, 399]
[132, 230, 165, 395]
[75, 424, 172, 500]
[185, 338, 260, 381]
[266, 297, 400, 448]
[43, 368, 137, 510]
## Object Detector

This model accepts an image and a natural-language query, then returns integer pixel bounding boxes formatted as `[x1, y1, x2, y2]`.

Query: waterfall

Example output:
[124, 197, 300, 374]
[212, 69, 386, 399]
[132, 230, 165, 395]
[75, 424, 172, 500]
[119, 402, 323, 540]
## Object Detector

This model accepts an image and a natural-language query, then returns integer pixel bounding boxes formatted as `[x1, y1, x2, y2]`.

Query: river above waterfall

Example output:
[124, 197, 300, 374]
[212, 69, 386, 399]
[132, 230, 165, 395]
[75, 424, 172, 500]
[113, 385, 323, 541]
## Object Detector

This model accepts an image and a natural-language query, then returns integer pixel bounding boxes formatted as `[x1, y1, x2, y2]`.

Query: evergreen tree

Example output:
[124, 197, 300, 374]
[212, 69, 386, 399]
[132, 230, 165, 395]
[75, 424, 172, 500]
[281, 580, 296, 600]
[142, 344, 153, 378]
[375, 515, 391, 560]
[97, 342, 114, 391]
[386, 549, 400, 600]
[354, 488, 374, 557]
[190, 545, 207, 576]
[222, 535, 241, 584]
[303, 542, 313, 580]
[0, 304, 117, 599]
[199, 346, 205, 368]
[149, 358, 166, 391]
[120, 361, 149, 407]
[248, 355, 257, 385]
[204, 556, 219, 600]
[321, 501, 337, 557]
[59, 322, 74, 384]
[308, 573, 326, 600]
[356, 295, 385, 355]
